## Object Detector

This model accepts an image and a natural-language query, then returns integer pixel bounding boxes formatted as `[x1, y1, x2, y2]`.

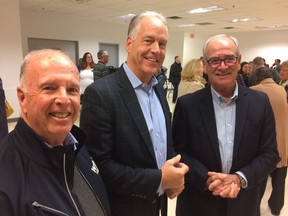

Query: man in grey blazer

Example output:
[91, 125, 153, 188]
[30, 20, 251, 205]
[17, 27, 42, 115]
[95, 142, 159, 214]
[80, 11, 188, 216]
[172, 34, 280, 216]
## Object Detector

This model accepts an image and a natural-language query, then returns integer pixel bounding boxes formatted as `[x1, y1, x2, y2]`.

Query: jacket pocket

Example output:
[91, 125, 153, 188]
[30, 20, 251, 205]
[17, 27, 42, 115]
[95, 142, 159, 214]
[30, 201, 69, 216]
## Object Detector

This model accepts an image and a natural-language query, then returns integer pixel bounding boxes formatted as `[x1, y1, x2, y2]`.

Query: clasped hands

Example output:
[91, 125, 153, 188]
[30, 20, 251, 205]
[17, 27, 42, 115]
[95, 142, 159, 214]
[206, 171, 241, 199]
[161, 154, 189, 199]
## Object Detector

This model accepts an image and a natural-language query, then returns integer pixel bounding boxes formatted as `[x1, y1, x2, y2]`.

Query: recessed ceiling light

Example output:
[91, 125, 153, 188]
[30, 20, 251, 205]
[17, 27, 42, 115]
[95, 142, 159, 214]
[255, 25, 288, 29]
[176, 24, 197, 28]
[186, 6, 225, 14]
[228, 17, 259, 23]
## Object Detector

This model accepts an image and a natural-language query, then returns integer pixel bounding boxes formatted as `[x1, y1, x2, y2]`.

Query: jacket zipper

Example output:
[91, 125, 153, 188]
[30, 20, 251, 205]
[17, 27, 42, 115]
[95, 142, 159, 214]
[63, 153, 81, 216]
[32, 201, 69, 216]
[76, 163, 108, 216]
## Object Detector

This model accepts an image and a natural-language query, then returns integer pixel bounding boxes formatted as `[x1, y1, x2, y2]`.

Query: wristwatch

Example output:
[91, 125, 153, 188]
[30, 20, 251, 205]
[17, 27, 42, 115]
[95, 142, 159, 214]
[236, 174, 248, 189]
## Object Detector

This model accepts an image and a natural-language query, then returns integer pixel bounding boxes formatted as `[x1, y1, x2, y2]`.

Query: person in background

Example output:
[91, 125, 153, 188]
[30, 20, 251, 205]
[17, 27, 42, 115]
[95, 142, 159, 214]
[263, 58, 269, 68]
[177, 58, 206, 98]
[0, 77, 8, 140]
[250, 67, 288, 216]
[0, 49, 111, 216]
[169, 56, 182, 103]
[76, 58, 83, 72]
[80, 11, 189, 216]
[271, 59, 281, 73]
[79, 52, 95, 101]
[249, 56, 280, 87]
[236, 61, 253, 86]
[172, 34, 280, 216]
[156, 65, 168, 95]
[93, 50, 111, 81]
[279, 60, 288, 101]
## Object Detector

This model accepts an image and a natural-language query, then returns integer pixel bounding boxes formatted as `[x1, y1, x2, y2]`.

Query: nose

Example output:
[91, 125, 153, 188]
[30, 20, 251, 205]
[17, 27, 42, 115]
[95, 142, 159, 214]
[151, 42, 160, 53]
[55, 88, 70, 104]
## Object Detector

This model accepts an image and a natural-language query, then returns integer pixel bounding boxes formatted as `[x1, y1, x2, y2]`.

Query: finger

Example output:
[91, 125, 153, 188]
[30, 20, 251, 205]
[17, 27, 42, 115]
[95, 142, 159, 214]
[169, 154, 181, 165]
[207, 171, 217, 177]
[208, 179, 222, 191]
[176, 163, 189, 173]
[219, 184, 232, 197]
[229, 182, 240, 198]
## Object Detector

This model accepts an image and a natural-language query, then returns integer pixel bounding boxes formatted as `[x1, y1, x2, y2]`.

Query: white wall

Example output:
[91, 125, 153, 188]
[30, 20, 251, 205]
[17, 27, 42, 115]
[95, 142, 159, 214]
[20, 10, 184, 79]
[181, 30, 288, 68]
[0, 0, 23, 119]
[232, 30, 288, 66]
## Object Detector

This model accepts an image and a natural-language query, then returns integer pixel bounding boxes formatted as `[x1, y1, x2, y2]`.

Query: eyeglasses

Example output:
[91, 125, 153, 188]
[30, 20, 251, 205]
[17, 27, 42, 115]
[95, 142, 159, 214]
[206, 56, 238, 68]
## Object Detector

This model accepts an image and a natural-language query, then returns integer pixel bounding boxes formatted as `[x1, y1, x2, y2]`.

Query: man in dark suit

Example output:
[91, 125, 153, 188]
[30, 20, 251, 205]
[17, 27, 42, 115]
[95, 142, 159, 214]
[168, 56, 182, 103]
[80, 11, 189, 216]
[172, 34, 280, 216]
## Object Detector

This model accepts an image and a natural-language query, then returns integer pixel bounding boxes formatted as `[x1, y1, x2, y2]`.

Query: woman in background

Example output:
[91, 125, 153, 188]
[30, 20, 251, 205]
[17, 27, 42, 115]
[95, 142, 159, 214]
[80, 52, 95, 101]
[237, 61, 253, 86]
[177, 58, 206, 98]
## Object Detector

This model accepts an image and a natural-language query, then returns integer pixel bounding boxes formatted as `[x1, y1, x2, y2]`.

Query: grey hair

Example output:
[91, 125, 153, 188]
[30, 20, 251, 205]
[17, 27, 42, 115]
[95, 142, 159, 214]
[97, 50, 108, 59]
[202, 34, 240, 59]
[127, 11, 168, 40]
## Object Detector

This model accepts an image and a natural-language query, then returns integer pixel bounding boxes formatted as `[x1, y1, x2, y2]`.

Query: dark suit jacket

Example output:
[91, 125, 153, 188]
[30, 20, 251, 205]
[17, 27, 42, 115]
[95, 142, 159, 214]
[172, 85, 280, 216]
[80, 65, 174, 216]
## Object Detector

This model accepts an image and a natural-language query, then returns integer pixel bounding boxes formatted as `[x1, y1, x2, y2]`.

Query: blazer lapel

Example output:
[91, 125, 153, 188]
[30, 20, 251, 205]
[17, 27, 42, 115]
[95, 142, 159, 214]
[116, 69, 157, 161]
[233, 86, 250, 158]
[200, 87, 222, 166]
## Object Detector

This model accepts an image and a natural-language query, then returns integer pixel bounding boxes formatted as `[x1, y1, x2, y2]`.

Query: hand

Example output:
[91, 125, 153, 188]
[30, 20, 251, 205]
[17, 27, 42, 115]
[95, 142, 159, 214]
[166, 186, 184, 199]
[206, 172, 241, 199]
[161, 155, 189, 190]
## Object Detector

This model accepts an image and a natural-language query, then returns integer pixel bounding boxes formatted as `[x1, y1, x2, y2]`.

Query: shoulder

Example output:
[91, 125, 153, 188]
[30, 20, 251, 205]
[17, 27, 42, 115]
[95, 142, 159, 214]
[86, 67, 125, 93]
[178, 86, 208, 103]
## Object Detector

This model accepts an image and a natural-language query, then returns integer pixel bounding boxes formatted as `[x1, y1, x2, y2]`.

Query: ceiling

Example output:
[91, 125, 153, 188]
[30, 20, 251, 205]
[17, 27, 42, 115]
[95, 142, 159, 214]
[20, 0, 288, 35]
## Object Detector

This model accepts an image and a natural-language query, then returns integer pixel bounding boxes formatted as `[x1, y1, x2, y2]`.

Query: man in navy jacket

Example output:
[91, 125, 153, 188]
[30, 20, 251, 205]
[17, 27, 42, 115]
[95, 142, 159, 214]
[0, 49, 111, 216]
[173, 34, 280, 216]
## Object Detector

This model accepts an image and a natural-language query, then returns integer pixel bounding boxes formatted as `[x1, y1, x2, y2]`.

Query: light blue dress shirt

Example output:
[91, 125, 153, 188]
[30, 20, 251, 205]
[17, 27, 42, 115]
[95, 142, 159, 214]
[211, 84, 247, 185]
[123, 63, 167, 169]
[211, 85, 237, 174]
[44, 132, 78, 150]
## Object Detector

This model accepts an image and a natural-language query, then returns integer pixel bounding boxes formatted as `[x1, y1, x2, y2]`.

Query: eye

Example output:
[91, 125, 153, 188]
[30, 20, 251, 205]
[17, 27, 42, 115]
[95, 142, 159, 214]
[210, 58, 220, 64]
[68, 87, 79, 93]
[144, 38, 153, 44]
[159, 41, 167, 49]
[42, 86, 55, 91]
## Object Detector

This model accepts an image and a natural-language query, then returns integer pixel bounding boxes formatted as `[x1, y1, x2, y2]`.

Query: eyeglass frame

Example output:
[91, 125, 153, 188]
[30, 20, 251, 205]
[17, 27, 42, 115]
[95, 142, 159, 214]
[205, 55, 238, 68]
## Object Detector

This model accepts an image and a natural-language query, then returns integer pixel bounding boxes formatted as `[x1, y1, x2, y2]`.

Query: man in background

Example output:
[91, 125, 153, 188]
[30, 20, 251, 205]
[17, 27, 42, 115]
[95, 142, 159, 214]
[93, 49, 111, 80]
[0, 49, 111, 216]
[271, 59, 281, 72]
[169, 56, 182, 103]
[248, 56, 280, 86]
[250, 67, 288, 216]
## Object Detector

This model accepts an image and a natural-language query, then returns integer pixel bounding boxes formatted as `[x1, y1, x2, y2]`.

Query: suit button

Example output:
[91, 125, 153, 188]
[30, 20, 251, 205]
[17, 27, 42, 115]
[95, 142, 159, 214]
[152, 199, 157, 204]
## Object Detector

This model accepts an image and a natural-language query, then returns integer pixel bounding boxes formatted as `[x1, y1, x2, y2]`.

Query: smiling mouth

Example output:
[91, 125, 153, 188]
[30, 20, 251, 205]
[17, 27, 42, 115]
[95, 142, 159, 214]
[50, 112, 71, 118]
[146, 57, 158, 63]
